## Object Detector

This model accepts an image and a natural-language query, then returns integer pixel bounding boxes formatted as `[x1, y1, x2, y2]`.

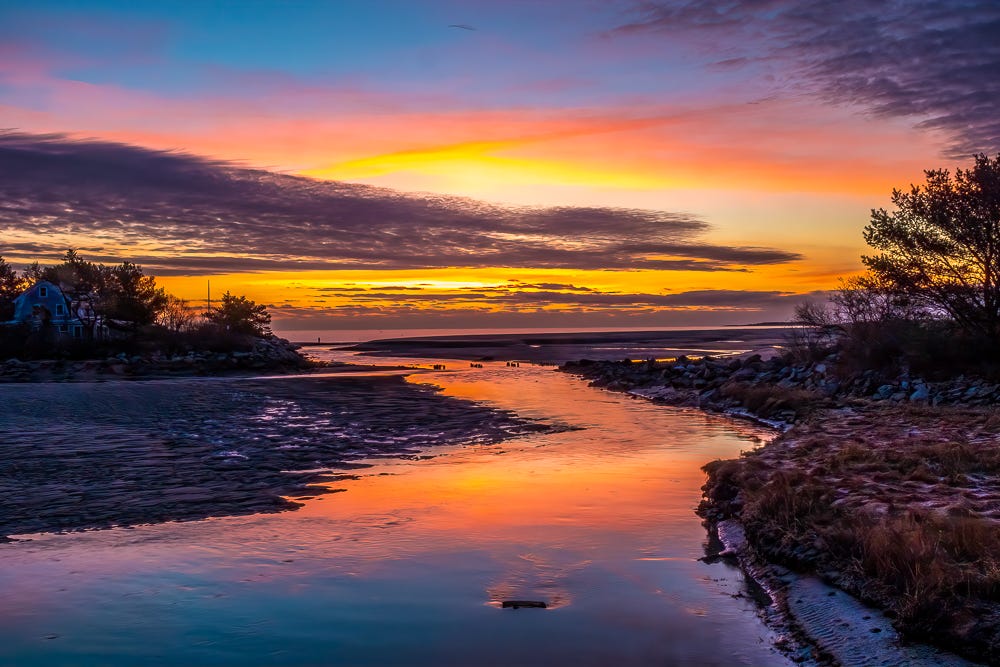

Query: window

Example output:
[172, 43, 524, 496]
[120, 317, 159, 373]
[40, 286, 48, 297]
[73, 326, 82, 339]
[59, 324, 67, 333]
[56, 304, 64, 315]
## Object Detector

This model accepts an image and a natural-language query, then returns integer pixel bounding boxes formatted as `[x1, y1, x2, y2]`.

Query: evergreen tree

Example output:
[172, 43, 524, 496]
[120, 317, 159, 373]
[103, 261, 167, 326]
[206, 292, 272, 336]
[0, 256, 25, 320]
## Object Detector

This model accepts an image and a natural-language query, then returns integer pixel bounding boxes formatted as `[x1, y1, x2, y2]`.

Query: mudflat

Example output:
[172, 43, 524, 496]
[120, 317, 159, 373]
[0, 374, 551, 539]
[348, 327, 791, 364]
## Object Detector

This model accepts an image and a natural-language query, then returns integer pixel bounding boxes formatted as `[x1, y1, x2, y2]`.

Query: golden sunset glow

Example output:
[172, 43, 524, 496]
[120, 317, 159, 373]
[0, 1, 984, 334]
[4, 3, 999, 665]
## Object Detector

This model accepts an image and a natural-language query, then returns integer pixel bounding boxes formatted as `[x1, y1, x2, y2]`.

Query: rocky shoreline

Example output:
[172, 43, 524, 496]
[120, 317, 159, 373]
[0, 335, 313, 382]
[563, 354, 1000, 665]
[563, 352, 1000, 425]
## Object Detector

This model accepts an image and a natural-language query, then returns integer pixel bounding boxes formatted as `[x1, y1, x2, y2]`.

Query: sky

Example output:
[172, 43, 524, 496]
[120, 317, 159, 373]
[1, 0, 998, 333]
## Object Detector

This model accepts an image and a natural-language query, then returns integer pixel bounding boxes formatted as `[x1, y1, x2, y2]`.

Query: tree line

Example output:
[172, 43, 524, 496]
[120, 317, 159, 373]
[0, 250, 271, 338]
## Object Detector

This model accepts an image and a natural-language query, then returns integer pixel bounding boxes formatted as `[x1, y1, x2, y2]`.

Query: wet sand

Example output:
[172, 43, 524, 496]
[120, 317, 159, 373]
[0, 374, 553, 539]
[346, 327, 791, 364]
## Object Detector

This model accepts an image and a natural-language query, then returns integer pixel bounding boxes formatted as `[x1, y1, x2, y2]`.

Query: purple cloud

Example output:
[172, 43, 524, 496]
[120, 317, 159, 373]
[615, 1, 1000, 157]
[0, 132, 801, 274]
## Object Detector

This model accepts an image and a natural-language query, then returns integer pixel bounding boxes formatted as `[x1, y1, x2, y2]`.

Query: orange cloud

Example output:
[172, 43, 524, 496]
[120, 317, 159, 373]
[0, 47, 955, 326]
[1, 45, 946, 199]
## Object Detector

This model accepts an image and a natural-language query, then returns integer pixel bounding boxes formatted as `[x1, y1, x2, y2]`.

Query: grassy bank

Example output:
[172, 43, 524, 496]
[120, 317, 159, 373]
[563, 351, 1000, 662]
[701, 405, 1000, 664]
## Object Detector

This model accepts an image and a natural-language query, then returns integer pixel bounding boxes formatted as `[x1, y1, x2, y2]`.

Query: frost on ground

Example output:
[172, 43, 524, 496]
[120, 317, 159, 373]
[702, 405, 1000, 664]
[714, 518, 977, 666]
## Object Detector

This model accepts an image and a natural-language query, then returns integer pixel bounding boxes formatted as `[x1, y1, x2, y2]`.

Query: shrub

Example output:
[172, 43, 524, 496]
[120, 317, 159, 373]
[717, 382, 826, 421]
[204, 292, 271, 337]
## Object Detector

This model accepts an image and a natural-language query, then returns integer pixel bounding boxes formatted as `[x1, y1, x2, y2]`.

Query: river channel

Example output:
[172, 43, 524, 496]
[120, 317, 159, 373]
[0, 352, 792, 666]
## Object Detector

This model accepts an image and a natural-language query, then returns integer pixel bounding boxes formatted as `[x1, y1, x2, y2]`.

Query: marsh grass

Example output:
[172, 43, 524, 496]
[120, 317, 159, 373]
[703, 405, 1000, 653]
[838, 511, 1000, 626]
[717, 383, 828, 421]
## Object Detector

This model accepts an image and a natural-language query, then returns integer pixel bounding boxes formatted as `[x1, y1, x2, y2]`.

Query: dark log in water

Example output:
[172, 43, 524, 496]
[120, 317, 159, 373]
[501, 600, 547, 609]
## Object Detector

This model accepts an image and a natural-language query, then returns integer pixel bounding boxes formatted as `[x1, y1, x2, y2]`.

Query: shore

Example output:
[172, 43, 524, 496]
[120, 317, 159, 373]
[565, 354, 1000, 665]
[0, 373, 554, 540]
[347, 327, 790, 364]
[702, 405, 1000, 664]
[0, 335, 315, 382]
[9, 325, 996, 662]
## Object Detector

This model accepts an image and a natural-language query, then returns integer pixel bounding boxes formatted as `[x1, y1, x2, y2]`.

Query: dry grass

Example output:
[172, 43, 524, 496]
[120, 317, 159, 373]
[702, 405, 1000, 659]
[839, 511, 1000, 624]
[717, 382, 828, 421]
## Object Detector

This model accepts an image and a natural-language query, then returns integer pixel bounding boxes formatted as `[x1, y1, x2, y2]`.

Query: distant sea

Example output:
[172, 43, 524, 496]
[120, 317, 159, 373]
[275, 325, 778, 345]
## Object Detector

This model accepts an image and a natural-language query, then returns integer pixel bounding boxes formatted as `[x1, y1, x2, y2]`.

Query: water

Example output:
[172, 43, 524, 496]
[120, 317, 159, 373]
[0, 354, 792, 666]
[275, 324, 789, 344]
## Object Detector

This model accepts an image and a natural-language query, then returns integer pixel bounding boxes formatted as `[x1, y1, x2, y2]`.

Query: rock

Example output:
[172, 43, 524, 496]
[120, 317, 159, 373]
[875, 384, 895, 400]
[820, 380, 840, 396]
[910, 386, 931, 402]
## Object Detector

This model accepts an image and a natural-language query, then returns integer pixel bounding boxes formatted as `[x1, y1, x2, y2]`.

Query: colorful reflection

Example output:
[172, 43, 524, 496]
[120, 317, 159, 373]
[0, 360, 788, 666]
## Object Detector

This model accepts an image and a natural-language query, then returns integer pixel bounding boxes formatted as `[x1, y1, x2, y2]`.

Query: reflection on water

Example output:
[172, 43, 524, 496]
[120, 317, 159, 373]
[0, 354, 791, 666]
[0, 375, 542, 537]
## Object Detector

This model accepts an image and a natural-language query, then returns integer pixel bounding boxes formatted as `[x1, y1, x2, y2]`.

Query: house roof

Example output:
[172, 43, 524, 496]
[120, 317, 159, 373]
[10, 281, 81, 325]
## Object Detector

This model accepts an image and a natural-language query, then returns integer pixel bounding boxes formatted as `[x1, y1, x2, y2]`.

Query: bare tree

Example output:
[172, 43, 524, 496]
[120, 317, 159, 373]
[157, 295, 197, 332]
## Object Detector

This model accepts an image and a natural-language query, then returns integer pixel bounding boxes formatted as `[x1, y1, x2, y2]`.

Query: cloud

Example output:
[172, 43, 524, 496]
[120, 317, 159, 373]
[314, 286, 799, 310]
[0, 132, 801, 273]
[265, 286, 823, 329]
[296, 280, 810, 314]
[354, 290, 802, 310]
[615, 1, 1000, 157]
[505, 281, 595, 292]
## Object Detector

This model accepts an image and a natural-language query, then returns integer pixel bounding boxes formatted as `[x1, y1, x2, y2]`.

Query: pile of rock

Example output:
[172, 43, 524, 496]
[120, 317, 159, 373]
[0, 335, 312, 382]
[563, 352, 1000, 424]
[842, 371, 1000, 406]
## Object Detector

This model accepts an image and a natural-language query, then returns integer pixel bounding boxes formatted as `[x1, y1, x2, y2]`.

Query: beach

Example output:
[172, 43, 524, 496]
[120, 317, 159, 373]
[0, 340, 799, 666]
[344, 327, 791, 364]
[0, 373, 548, 539]
[1, 328, 989, 665]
